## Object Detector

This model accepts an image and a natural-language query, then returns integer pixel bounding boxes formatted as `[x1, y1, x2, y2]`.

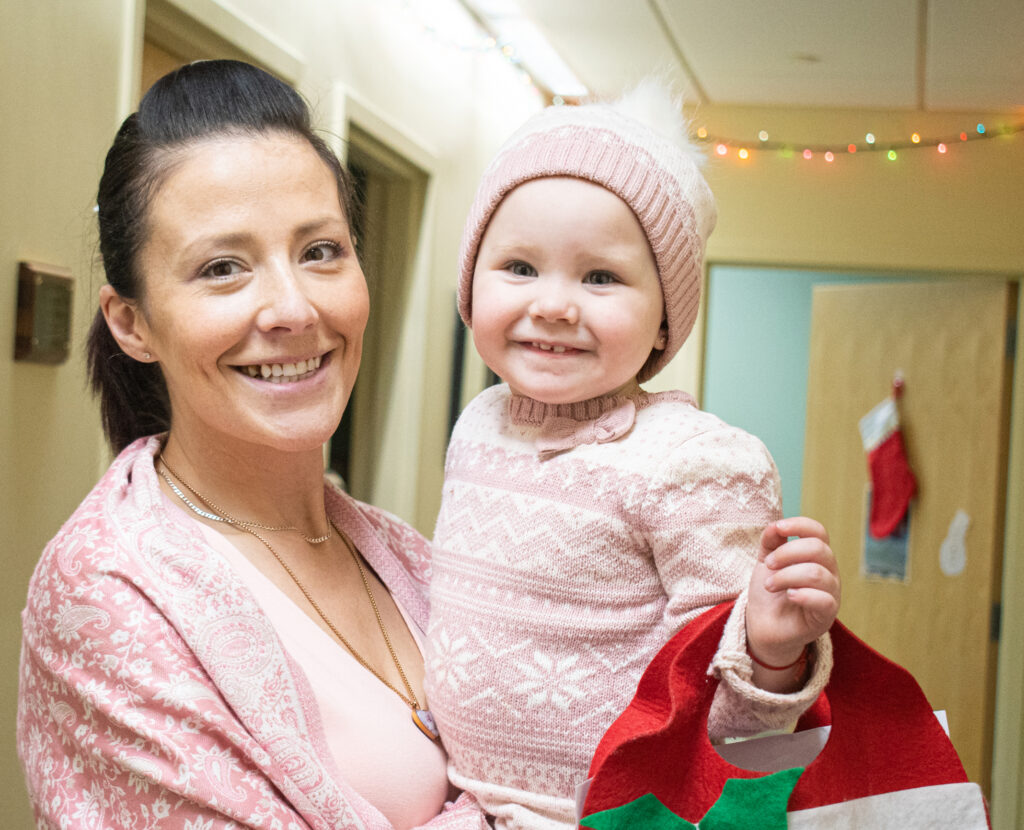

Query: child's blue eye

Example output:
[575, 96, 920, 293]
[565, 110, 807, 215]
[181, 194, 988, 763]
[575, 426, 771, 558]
[507, 261, 536, 277]
[584, 270, 617, 285]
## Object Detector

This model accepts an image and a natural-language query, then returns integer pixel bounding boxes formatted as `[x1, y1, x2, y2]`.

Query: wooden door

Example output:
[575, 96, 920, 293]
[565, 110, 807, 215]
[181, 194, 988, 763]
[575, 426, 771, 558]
[802, 281, 1016, 792]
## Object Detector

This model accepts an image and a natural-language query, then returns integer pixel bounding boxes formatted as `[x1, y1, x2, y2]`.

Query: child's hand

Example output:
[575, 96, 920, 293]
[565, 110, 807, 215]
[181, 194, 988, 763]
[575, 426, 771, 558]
[745, 517, 841, 691]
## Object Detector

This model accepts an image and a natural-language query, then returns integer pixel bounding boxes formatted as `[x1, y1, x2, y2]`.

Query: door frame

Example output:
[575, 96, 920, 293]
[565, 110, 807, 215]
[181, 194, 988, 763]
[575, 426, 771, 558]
[325, 85, 443, 532]
[143, 0, 303, 83]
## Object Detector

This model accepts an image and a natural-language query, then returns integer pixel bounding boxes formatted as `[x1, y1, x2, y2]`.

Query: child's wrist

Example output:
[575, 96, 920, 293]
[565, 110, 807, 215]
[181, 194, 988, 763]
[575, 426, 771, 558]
[747, 641, 816, 688]
[747, 643, 808, 672]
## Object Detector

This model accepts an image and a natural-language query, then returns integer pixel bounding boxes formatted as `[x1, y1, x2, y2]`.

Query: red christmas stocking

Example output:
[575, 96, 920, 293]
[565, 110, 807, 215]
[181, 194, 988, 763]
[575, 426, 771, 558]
[859, 396, 917, 538]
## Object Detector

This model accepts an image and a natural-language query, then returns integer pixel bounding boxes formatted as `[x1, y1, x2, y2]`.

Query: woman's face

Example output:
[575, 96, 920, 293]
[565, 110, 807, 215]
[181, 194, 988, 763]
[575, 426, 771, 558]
[130, 133, 369, 454]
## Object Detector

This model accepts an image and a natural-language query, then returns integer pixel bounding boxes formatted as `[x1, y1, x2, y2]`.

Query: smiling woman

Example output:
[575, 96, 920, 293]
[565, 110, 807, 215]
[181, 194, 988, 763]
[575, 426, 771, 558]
[16, 60, 488, 829]
[102, 133, 368, 455]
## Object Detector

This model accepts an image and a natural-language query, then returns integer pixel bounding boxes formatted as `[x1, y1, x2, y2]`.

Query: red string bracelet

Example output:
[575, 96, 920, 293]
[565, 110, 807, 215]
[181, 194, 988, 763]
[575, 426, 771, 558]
[747, 644, 809, 672]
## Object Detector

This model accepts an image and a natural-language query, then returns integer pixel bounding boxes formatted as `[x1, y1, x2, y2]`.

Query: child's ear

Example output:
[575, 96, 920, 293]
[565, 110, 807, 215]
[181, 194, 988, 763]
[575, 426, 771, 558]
[654, 322, 668, 351]
[100, 284, 157, 363]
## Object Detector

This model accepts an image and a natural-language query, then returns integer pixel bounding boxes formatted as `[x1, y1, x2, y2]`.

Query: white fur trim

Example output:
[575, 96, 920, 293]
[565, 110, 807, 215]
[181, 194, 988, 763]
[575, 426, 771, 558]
[607, 78, 707, 168]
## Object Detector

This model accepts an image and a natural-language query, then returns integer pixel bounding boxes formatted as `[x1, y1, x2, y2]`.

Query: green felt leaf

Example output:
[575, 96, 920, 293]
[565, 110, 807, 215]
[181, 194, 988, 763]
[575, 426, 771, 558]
[700, 767, 804, 830]
[582, 792, 696, 830]
[581, 767, 804, 830]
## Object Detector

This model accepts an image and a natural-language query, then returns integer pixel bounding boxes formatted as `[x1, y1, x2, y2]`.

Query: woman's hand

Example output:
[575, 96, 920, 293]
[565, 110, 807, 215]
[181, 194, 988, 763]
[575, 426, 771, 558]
[745, 516, 841, 691]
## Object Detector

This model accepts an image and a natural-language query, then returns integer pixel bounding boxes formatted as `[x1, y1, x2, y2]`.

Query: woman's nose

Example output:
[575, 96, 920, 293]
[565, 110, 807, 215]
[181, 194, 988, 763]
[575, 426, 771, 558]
[528, 283, 579, 325]
[255, 263, 319, 332]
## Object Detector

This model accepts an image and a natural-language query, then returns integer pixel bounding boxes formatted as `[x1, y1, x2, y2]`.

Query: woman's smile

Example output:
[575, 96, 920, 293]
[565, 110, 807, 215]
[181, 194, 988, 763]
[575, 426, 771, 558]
[234, 352, 328, 382]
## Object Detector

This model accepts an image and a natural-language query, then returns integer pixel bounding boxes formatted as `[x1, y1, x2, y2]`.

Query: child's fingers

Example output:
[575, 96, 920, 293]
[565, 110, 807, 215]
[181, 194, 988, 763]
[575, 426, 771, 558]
[763, 536, 838, 574]
[759, 523, 789, 556]
[774, 516, 830, 544]
[782, 587, 840, 624]
[763, 561, 840, 598]
[759, 516, 830, 557]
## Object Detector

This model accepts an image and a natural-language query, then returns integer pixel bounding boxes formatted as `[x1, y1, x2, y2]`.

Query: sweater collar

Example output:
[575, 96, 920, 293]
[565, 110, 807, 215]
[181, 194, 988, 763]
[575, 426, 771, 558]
[507, 386, 649, 459]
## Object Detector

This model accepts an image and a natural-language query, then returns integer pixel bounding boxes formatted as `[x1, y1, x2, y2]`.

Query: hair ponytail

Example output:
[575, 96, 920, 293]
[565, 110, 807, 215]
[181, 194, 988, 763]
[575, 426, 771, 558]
[86, 310, 170, 454]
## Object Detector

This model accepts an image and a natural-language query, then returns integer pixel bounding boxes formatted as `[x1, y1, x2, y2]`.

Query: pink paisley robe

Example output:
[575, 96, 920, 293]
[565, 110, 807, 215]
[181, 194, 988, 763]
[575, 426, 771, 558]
[17, 436, 488, 829]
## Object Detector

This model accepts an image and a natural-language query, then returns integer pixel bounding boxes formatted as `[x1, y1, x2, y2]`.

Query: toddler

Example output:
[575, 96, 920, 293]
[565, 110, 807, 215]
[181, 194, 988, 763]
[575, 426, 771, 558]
[426, 84, 840, 830]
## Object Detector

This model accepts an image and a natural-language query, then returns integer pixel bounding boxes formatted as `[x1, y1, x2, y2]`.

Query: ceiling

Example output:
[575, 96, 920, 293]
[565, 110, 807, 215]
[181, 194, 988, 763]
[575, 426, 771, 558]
[501, 0, 1024, 112]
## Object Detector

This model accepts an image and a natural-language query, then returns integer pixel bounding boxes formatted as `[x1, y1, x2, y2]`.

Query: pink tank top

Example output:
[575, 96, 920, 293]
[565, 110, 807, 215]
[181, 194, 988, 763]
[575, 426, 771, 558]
[170, 499, 450, 829]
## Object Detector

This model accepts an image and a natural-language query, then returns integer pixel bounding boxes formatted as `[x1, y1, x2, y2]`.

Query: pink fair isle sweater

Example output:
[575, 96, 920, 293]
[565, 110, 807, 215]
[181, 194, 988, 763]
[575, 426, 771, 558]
[426, 385, 832, 830]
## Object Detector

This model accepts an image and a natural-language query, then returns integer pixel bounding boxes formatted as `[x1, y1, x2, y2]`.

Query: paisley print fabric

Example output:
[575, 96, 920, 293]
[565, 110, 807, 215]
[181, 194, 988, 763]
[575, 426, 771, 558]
[17, 437, 487, 829]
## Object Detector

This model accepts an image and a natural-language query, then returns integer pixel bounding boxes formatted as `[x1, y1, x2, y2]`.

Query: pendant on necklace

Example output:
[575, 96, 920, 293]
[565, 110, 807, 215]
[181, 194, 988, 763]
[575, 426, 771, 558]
[412, 708, 440, 741]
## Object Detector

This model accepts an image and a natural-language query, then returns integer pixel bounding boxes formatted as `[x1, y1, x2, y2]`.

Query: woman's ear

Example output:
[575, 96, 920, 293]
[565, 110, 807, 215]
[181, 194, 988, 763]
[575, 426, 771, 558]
[653, 321, 668, 351]
[99, 284, 156, 362]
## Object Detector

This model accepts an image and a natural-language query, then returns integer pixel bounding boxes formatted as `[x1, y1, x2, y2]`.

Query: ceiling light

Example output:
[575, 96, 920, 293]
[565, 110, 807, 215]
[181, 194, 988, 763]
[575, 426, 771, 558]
[407, 0, 490, 48]
[461, 0, 588, 97]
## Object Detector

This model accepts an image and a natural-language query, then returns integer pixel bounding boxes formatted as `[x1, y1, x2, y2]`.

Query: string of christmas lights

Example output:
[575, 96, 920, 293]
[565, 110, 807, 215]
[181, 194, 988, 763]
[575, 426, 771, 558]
[402, 1, 1023, 160]
[694, 121, 1024, 163]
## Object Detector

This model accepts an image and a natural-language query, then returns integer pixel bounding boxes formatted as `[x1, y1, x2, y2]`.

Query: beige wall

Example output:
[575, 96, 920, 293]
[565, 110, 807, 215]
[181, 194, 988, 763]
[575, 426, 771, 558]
[649, 104, 1024, 400]
[2, 2, 131, 825]
[3, 1, 1022, 826]
[702, 105, 1023, 272]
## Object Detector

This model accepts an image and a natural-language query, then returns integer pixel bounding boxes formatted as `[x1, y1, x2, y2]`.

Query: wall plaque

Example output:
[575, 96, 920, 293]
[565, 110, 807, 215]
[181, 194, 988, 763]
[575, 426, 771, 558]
[14, 261, 73, 365]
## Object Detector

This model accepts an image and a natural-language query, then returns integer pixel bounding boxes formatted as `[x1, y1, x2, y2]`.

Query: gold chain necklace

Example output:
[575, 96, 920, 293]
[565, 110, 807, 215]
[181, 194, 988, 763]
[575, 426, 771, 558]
[160, 457, 332, 544]
[158, 459, 440, 742]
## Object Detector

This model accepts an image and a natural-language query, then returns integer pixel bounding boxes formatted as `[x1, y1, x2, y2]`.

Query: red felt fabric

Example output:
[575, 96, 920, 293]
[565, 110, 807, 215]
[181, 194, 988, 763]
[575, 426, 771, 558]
[794, 691, 830, 731]
[867, 430, 917, 538]
[582, 603, 969, 825]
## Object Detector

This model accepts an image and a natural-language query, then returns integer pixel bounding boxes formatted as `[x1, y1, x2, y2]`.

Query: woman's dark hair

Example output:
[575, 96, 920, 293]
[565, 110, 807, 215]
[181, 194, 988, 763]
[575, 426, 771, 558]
[87, 59, 357, 452]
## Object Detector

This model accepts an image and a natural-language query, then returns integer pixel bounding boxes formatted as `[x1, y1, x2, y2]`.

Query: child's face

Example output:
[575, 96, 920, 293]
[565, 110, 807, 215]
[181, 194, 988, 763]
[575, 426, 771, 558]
[471, 177, 665, 405]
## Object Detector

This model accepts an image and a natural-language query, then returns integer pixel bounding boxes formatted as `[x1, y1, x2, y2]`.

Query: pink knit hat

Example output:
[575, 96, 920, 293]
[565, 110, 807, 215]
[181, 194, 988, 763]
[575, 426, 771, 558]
[458, 83, 716, 381]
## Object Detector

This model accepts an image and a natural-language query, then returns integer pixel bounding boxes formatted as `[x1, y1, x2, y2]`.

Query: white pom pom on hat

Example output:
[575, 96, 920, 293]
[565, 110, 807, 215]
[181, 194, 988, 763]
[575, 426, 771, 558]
[457, 80, 717, 382]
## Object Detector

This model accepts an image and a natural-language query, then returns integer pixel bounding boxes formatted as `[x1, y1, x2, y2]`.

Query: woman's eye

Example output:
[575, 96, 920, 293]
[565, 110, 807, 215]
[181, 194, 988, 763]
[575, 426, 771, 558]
[508, 261, 536, 277]
[303, 240, 342, 262]
[584, 270, 617, 286]
[200, 259, 244, 279]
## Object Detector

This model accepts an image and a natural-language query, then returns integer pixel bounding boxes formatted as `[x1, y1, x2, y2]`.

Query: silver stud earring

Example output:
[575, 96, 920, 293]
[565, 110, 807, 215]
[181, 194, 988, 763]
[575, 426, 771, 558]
[143, 352, 152, 361]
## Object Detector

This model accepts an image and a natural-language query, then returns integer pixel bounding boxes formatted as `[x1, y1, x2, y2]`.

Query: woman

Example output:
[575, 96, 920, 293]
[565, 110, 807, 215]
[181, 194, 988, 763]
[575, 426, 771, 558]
[16, 60, 487, 829]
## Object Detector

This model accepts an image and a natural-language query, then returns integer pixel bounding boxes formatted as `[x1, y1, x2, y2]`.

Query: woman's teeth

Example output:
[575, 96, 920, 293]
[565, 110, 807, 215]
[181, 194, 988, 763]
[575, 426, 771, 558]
[240, 355, 323, 382]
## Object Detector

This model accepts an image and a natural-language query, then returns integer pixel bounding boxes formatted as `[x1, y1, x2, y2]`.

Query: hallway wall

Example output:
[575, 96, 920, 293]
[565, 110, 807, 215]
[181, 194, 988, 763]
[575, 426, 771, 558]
[648, 103, 1024, 399]
[1, 4, 128, 825]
